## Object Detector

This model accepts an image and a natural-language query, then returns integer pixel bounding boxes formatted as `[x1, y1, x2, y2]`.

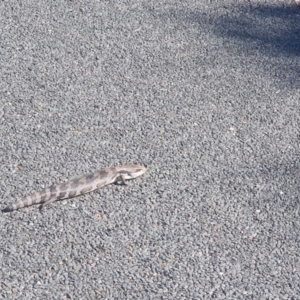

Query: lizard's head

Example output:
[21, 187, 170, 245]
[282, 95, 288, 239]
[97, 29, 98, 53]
[116, 164, 147, 179]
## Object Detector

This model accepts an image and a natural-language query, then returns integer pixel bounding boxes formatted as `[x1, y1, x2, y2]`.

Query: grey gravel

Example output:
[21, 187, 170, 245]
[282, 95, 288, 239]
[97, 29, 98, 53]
[0, 0, 299, 299]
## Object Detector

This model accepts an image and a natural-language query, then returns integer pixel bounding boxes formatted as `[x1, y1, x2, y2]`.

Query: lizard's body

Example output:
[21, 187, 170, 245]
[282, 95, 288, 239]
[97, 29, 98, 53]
[2, 164, 146, 212]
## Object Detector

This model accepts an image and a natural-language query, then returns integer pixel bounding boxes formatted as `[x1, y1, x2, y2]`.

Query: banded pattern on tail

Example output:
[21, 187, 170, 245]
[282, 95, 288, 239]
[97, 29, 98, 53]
[2, 164, 147, 212]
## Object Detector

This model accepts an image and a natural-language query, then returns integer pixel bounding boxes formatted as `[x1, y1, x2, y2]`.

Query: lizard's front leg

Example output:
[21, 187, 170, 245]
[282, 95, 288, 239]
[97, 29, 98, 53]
[116, 175, 127, 185]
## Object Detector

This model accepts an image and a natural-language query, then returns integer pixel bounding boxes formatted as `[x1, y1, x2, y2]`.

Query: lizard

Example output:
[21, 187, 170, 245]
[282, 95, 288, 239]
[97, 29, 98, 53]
[2, 164, 147, 212]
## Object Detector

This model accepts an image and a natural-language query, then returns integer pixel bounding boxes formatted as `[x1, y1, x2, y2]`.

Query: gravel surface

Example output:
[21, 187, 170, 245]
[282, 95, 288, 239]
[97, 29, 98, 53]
[0, 0, 299, 299]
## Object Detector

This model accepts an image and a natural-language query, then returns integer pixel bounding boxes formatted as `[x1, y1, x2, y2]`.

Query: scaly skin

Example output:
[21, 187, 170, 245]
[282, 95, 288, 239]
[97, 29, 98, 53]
[2, 164, 147, 212]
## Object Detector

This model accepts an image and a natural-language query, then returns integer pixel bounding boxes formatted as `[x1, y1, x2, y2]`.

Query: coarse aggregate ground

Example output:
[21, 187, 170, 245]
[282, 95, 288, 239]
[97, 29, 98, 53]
[0, 0, 299, 299]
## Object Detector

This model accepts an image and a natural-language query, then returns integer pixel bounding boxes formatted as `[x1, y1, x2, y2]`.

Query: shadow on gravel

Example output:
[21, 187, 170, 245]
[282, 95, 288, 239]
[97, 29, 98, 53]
[212, 4, 300, 57]
[171, 2, 300, 87]
[181, 3, 300, 56]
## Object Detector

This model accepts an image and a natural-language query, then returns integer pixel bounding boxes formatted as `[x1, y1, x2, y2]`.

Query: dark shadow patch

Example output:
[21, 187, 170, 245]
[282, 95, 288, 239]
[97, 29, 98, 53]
[164, 2, 300, 87]
[2, 206, 13, 213]
[174, 3, 300, 56]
